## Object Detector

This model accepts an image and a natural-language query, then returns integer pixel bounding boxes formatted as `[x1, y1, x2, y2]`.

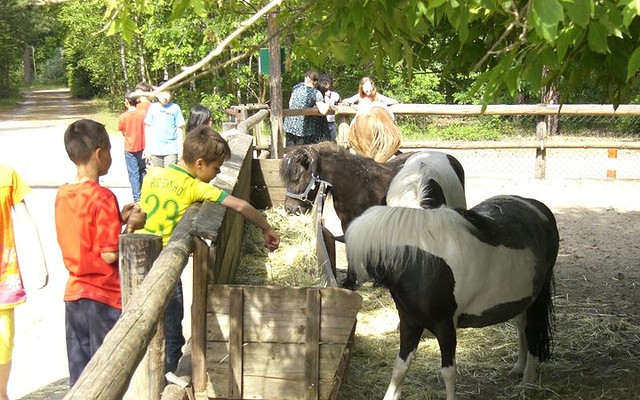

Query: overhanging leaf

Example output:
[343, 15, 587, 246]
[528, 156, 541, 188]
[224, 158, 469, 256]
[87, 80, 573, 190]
[563, 0, 593, 28]
[587, 21, 610, 53]
[626, 46, 640, 80]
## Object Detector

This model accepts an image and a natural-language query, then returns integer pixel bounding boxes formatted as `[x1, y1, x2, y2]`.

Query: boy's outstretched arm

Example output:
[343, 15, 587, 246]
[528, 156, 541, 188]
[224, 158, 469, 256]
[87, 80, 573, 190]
[121, 203, 146, 233]
[13, 200, 48, 289]
[221, 195, 280, 251]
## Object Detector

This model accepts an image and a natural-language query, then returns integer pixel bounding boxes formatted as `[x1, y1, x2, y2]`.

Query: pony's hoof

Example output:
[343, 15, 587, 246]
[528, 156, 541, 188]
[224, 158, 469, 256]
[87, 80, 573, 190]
[340, 279, 357, 291]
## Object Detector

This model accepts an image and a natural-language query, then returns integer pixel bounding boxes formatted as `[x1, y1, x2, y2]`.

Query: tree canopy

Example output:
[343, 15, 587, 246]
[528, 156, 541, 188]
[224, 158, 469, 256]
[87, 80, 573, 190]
[101, 0, 640, 105]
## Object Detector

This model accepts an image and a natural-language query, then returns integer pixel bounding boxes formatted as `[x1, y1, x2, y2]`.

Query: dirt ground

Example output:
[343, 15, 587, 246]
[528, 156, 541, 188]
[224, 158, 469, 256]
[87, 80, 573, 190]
[1, 90, 639, 399]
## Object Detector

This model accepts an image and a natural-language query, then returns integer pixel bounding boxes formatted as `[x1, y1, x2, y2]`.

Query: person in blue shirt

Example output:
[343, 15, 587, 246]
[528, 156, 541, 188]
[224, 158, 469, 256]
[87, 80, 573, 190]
[144, 81, 186, 167]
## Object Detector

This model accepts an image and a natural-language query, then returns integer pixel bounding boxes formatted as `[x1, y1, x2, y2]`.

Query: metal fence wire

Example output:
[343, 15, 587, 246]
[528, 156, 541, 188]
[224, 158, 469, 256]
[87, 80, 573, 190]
[395, 114, 640, 180]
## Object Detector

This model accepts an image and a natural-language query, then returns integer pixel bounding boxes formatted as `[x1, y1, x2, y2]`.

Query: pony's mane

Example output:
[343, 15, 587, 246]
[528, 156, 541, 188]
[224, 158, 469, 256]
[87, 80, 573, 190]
[348, 106, 402, 162]
[386, 152, 467, 209]
[280, 141, 382, 183]
[345, 206, 475, 282]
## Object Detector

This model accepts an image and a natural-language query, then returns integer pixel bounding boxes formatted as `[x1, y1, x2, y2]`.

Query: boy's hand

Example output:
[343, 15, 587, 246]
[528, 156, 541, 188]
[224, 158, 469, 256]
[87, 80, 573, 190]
[121, 203, 147, 233]
[125, 208, 147, 233]
[263, 229, 280, 252]
[121, 203, 137, 222]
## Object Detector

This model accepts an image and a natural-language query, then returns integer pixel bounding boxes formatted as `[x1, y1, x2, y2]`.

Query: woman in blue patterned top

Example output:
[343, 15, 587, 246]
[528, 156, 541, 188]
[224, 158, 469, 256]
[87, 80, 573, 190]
[284, 70, 330, 146]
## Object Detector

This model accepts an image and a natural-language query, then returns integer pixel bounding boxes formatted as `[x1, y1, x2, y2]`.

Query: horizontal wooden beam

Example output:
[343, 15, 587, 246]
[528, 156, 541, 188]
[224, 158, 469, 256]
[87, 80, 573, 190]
[283, 104, 640, 117]
[402, 139, 640, 150]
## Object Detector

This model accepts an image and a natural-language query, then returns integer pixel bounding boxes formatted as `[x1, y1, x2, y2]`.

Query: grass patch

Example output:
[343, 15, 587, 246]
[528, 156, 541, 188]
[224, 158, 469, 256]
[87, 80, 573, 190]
[0, 94, 22, 113]
[86, 97, 121, 133]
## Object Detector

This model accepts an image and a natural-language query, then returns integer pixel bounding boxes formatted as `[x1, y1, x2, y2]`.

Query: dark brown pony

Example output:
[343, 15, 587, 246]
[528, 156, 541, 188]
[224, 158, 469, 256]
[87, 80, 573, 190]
[279, 142, 414, 230]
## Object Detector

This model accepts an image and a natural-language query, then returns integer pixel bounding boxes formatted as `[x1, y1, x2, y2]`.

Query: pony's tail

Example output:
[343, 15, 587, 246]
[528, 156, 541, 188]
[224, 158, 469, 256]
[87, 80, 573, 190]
[525, 272, 556, 362]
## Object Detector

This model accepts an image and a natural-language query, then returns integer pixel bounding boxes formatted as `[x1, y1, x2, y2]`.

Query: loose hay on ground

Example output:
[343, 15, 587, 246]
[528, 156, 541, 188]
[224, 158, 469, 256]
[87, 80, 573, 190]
[235, 208, 640, 400]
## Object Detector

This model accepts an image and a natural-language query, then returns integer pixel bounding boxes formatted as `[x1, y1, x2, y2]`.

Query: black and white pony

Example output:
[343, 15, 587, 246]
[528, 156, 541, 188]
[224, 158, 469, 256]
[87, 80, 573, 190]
[344, 195, 559, 400]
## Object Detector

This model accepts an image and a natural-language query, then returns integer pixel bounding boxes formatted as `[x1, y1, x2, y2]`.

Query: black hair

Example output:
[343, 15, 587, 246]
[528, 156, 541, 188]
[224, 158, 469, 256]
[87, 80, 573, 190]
[187, 105, 213, 133]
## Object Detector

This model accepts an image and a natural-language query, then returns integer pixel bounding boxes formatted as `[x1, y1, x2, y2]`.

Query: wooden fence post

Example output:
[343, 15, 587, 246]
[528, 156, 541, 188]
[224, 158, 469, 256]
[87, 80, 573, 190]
[336, 114, 350, 148]
[120, 234, 164, 400]
[268, 11, 284, 159]
[191, 237, 210, 399]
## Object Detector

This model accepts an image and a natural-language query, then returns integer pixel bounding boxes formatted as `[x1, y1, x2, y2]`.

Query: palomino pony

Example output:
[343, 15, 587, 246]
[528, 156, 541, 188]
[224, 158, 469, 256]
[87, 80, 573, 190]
[348, 105, 402, 162]
[279, 141, 466, 232]
[344, 196, 559, 400]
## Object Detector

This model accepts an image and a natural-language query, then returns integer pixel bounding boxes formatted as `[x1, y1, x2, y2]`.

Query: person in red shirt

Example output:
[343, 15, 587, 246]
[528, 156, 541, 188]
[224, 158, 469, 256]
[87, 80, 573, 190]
[118, 91, 147, 202]
[55, 119, 145, 387]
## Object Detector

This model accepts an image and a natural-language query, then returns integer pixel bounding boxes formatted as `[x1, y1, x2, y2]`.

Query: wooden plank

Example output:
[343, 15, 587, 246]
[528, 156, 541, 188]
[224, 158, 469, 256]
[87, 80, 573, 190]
[229, 287, 244, 399]
[206, 286, 361, 343]
[191, 237, 209, 396]
[306, 289, 320, 400]
[206, 343, 345, 380]
[313, 183, 338, 287]
[327, 325, 357, 400]
[251, 159, 284, 208]
[206, 343, 347, 400]
[252, 159, 283, 187]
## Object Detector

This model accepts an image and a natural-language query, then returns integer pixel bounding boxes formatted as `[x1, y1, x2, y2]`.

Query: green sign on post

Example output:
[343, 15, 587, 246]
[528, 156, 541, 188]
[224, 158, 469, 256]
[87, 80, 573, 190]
[259, 47, 285, 75]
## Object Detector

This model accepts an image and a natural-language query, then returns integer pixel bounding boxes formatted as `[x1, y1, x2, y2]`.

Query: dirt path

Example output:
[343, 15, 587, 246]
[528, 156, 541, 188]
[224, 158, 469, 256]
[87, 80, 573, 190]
[0, 89, 130, 189]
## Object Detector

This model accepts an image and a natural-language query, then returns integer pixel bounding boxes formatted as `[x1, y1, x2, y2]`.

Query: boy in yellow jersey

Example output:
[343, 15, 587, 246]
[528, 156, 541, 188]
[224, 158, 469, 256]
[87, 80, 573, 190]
[138, 126, 280, 373]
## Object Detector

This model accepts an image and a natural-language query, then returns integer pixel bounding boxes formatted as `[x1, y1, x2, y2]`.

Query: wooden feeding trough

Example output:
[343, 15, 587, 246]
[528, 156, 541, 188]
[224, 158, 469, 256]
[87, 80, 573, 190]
[204, 285, 362, 400]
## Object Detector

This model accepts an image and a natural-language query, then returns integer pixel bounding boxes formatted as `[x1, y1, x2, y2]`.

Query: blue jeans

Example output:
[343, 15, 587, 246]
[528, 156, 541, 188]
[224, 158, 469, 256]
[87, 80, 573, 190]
[124, 151, 146, 202]
[164, 279, 185, 373]
[65, 299, 121, 387]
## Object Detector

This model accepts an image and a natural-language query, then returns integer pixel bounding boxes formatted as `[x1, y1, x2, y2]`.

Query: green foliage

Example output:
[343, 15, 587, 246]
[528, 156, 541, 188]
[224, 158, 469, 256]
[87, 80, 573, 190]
[387, 68, 445, 104]
[69, 66, 99, 99]
[399, 116, 517, 141]
[0, 0, 29, 92]
[199, 91, 235, 127]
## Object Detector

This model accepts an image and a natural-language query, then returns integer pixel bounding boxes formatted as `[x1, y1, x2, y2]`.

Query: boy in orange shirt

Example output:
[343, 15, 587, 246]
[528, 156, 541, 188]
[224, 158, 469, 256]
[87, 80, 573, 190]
[54, 119, 145, 387]
[118, 91, 147, 202]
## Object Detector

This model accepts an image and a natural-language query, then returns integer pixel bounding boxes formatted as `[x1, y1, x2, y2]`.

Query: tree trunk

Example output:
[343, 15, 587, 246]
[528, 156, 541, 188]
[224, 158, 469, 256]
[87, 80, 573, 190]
[23, 45, 34, 85]
[268, 11, 284, 159]
[120, 36, 129, 90]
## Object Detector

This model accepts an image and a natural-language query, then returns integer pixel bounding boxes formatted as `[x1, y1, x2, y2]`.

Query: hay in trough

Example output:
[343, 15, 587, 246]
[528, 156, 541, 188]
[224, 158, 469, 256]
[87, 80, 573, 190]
[235, 207, 325, 287]
[236, 208, 640, 400]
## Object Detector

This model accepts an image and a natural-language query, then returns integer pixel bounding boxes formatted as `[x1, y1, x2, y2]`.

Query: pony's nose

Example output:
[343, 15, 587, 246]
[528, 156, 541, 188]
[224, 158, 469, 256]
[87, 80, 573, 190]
[284, 203, 301, 215]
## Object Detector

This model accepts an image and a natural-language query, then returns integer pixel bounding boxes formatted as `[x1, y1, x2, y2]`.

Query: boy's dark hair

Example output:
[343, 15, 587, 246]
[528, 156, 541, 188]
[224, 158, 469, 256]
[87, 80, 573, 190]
[183, 126, 231, 164]
[135, 81, 152, 92]
[125, 91, 139, 106]
[64, 119, 110, 165]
